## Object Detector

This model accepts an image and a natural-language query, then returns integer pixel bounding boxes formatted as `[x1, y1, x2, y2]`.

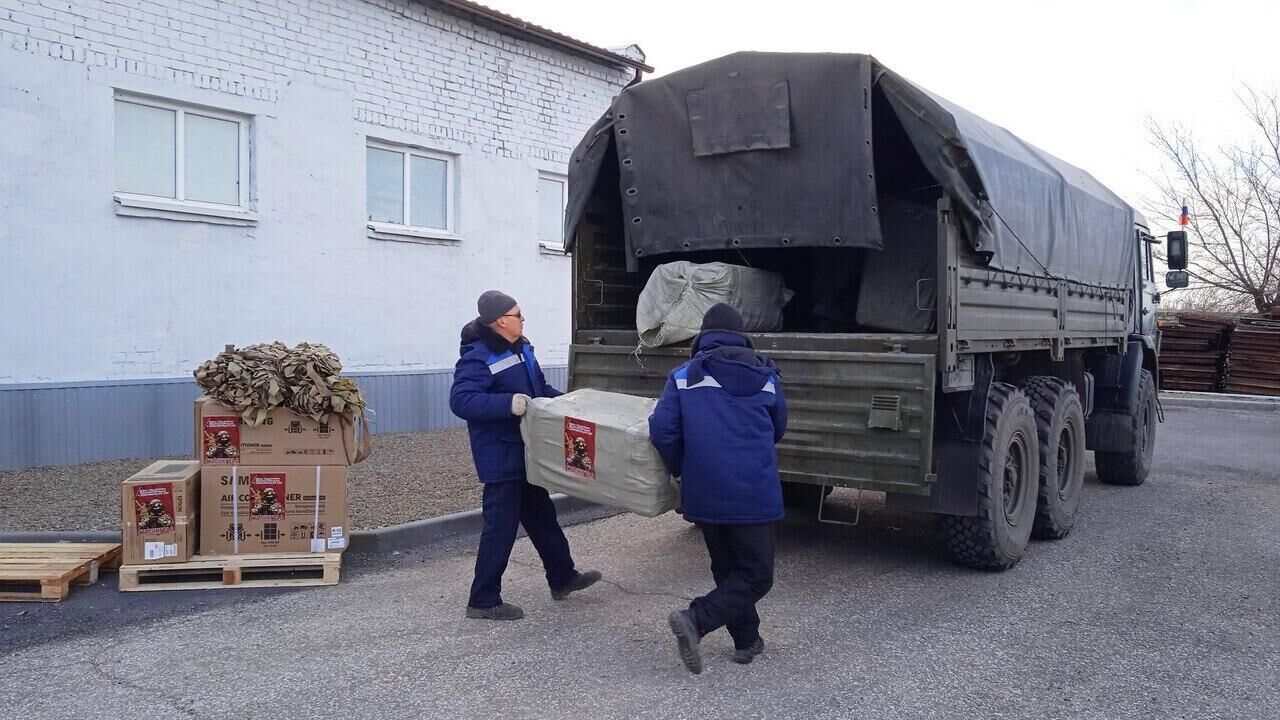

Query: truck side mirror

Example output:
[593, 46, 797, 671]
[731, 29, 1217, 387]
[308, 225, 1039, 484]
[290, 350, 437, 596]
[1165, 270, 1189, 289]
[1166, 231, 1188, 270]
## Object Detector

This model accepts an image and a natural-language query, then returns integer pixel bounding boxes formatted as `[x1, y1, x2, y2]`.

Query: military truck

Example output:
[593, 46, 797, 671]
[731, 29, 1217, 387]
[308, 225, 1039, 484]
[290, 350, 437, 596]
[562, 53, 1190, 570]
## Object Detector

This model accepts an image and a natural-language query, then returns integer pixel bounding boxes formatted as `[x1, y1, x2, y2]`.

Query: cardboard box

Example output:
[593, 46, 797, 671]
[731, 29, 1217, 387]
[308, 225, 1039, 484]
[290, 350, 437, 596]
[122, 460, 200, 565]
[199, 465, 349, 555]
[195, 397, 359, 466]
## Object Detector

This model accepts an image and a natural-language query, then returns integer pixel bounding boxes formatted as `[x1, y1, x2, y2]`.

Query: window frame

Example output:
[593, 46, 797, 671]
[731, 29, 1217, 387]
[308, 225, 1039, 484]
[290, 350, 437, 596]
[365, 139, 458, 242]
[112, 92, 252, 221]
[537, 171, 569, 254]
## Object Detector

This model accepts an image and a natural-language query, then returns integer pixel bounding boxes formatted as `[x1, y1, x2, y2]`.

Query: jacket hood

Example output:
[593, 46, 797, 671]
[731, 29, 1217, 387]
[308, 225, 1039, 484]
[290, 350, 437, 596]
[686, 330, 778, 397]
[691, 329, 754, 354]
[460, 318, 526, 356]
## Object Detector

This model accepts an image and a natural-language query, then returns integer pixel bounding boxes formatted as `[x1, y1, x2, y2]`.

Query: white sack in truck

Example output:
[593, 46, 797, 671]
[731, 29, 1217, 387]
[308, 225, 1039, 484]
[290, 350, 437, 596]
[521, 389, 678, 517]
[636, 262, 792, 347]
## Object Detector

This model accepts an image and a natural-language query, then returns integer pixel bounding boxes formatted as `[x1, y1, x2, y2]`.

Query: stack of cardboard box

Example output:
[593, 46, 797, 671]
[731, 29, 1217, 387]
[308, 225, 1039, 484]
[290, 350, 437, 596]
[195, 398, 357, 555]
[121, 398, 361, 565]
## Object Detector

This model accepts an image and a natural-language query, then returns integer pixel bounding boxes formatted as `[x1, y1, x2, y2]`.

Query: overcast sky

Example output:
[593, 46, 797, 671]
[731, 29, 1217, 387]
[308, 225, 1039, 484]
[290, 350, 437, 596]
[488, 0, 1280, 230]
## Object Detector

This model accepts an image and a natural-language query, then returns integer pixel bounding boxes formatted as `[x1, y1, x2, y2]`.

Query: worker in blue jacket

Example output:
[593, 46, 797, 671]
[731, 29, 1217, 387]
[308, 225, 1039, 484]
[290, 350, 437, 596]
[649, 303, 787, 673]
[450, 290, 601, 620]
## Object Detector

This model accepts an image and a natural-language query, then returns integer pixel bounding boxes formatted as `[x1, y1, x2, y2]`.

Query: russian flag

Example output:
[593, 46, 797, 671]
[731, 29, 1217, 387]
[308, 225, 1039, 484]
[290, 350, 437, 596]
[1179, 204, 1190, 226]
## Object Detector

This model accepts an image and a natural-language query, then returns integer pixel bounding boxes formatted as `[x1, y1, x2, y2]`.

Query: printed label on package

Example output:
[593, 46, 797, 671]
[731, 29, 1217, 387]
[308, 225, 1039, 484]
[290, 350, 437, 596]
[563, 417, 597, 481]
[133, 483, 175, 535]
[202, 416, 241, 464]
[248, 473, 287, 520]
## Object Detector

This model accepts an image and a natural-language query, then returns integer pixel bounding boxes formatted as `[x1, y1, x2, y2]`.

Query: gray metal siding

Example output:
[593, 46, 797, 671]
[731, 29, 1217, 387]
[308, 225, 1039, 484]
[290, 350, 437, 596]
[0, 366, 569, 470]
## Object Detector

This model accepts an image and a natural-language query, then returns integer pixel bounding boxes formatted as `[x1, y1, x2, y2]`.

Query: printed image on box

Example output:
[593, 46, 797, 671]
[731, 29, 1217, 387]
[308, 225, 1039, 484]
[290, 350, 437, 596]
[564, 417, 597, 480]
[249, 473, 286, 519]
[202, 415, 241, 464]
[132, 483, 176, 534]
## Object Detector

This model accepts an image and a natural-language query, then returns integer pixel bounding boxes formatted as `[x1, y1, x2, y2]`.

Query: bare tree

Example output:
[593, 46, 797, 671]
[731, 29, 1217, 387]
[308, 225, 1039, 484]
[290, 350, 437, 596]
[1160, 284, 1257, 315]
[1147, 87, 1280, 313]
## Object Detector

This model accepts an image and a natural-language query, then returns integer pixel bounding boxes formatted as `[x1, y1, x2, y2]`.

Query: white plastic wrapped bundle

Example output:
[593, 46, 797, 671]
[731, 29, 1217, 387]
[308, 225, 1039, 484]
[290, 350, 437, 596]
[520, 389, 678, 517]
[636, 261, 792, 347]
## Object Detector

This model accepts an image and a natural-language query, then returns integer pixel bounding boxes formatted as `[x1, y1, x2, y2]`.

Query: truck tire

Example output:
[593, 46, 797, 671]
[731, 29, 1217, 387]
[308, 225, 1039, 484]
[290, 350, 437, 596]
[941, 382, 1040, 571]
[782, 482, 832, 509]
[1095, 369, 1157, 486]
[1021, 377, 1086, 540]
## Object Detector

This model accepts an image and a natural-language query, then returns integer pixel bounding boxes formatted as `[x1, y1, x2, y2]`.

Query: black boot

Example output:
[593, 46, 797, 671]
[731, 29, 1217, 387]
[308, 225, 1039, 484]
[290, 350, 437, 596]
[551, 570, 602, 601]
[733, 637, 765, 664]
[668, 610, 703, 674]
[465, 602, 524, 620]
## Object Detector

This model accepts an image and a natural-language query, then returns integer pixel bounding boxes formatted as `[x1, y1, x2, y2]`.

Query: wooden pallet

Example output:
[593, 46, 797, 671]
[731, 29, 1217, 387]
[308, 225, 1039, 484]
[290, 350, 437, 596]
[118, 552, 342, 592]
[0, 542, 123, 602]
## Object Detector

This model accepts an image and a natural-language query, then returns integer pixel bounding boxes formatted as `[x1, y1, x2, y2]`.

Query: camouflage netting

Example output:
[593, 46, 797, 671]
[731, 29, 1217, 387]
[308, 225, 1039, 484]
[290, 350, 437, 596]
[282, 342, 369, 421]
[194, 342, 368, 426]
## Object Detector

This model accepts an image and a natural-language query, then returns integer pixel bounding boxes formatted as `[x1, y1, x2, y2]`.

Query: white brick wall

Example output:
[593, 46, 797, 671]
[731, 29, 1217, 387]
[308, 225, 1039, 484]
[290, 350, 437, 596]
[0, 0, 630, 163]
[0, 0, 635, 383]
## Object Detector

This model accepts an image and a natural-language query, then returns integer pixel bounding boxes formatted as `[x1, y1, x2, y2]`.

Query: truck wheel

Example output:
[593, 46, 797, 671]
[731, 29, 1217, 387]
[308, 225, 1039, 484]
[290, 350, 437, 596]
[941, 382, 1040, 570]
[782, 482, 832, 509]
[1021, 377, 1086, 540]
[1095, 369, 1157, 486]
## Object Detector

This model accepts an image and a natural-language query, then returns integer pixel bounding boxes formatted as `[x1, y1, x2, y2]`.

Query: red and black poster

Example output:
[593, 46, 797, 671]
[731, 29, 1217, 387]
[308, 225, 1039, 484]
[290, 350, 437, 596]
[133, 483, 176, 534]
[564, 416, 597, 480]
[202, 415, 241, 464]
[248, 472, 287, 520]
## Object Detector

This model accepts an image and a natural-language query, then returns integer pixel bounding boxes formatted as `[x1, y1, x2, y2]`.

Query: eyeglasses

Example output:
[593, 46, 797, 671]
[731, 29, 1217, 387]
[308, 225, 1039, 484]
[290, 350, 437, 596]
[500, 313, 525, 321]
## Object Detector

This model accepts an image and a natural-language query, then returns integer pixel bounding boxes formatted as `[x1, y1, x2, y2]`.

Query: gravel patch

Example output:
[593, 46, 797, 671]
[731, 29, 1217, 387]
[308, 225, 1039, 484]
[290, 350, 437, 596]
[0, 428, 481, 533]
[348, 428, 481, 529]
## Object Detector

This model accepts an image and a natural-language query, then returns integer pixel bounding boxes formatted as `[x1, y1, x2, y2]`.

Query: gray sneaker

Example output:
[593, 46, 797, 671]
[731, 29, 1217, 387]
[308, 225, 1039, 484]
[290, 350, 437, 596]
[551, 570, 602, 601]
[733, 637, 765, 665]
[465, 602, 525, 621]
[668, 610, 703, 674]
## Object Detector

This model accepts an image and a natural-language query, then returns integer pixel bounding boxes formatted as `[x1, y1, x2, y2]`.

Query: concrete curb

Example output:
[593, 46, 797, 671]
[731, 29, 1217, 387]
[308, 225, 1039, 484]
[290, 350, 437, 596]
[0, 494, 622, 555]
[1159, 390, 1280, 413]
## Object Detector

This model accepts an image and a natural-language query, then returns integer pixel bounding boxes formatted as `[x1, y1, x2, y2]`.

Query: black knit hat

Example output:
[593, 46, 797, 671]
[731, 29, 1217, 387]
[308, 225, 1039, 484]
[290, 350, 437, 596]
[701, 303, 743, 332]
[477, 290, 518, 324]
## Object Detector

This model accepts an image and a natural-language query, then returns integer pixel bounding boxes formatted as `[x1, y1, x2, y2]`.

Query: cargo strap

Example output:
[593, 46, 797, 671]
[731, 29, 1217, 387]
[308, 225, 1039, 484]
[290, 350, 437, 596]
[339, 412, 373, 464]
[311, 465, 323, 553]
[231, 466, 240, 554]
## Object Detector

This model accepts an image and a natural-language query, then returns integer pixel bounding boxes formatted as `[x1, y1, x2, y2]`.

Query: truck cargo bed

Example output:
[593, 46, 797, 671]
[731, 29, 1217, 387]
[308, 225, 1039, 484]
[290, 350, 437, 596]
[570, 333, 937, 494]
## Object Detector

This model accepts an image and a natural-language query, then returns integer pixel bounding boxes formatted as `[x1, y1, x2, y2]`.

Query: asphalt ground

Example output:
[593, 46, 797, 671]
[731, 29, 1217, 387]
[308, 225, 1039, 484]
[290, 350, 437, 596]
[1, 405, 1276, 720]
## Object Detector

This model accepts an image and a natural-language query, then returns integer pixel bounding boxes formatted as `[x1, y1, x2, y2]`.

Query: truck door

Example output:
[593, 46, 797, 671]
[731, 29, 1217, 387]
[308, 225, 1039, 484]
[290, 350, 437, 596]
[1138, 230, 1158, 341]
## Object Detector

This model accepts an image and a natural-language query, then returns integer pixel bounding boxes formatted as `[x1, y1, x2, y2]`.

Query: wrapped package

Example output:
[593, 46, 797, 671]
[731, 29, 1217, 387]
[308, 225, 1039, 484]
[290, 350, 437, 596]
[521, 389, 678, 517]
[636, 261, 792, 347]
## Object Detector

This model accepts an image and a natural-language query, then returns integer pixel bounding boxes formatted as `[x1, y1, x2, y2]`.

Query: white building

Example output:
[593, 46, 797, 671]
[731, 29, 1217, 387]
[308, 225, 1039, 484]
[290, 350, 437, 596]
[0, 0, 647, 468]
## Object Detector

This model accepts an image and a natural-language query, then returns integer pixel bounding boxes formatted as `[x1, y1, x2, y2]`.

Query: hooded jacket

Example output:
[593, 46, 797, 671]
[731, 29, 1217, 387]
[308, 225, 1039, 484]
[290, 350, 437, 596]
[449, 319, 561, 483]
[649, 330, 787, 524]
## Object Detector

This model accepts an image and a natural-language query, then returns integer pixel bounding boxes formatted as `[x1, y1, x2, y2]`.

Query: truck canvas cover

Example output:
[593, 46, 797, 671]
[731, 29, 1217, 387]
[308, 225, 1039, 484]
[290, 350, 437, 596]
[566, 52, 1136, 289]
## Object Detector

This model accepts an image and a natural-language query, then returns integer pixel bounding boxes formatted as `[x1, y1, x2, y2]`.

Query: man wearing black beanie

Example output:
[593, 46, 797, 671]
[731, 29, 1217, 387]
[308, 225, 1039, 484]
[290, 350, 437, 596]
[450, 290, 602, 620]
[650, 303, 788, 672]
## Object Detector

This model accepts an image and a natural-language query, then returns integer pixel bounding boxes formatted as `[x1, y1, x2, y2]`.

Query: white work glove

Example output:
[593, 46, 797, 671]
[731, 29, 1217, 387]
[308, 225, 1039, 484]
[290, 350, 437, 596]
[511, 393, 531, 416]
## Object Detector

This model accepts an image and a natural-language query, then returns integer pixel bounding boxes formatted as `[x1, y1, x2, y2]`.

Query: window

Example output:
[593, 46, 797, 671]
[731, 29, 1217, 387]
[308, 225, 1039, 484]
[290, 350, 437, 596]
[538, 172, 568, 252]
[366, 141, 456, 240]
[113, 95, 251, 221]
[1138, 230, 1154, 283]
